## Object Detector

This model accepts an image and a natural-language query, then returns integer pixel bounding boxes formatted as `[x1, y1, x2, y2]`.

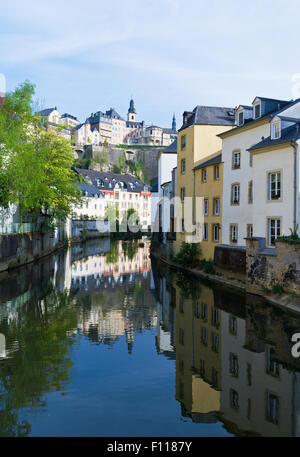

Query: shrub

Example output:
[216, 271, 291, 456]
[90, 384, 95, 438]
[272, 284, 285, 295]
[174, 242, 201, 268]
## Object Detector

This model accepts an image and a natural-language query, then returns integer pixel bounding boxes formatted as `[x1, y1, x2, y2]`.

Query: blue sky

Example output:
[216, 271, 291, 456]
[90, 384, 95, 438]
[1, 0, 299, 128]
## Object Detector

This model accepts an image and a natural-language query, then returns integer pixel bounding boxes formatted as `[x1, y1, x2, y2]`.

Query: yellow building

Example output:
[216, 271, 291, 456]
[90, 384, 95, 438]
[175, 281, 222, 420]
[193, 152, 223, 260]
[174, 106, 235, 255]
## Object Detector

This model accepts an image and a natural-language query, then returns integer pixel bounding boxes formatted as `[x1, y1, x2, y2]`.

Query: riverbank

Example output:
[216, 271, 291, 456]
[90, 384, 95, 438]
[151, 250, 300, 316]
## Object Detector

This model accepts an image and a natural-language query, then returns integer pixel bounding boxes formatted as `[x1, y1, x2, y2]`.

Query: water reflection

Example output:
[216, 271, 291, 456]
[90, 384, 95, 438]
[153, 260, 300, 437]
[0, 239, 300, 436]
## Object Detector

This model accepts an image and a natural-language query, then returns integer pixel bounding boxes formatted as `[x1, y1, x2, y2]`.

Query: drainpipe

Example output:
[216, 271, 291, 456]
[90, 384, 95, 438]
[192, 168, 196, 230]
[291, 140, 298, 233]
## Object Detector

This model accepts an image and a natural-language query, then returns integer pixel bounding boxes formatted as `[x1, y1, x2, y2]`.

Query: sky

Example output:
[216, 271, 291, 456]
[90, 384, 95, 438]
[1, 0, 300, 128]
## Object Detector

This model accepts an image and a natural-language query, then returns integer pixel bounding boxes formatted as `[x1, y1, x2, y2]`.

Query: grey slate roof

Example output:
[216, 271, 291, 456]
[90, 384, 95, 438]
[247, 125, 300, 151]
[105, 108, 124, 120]
[162, 128, 177, 134]
[38, 108, 56, 116]
[180, 105, 235, 131]
[162, 138, 177, 153]
[193, 153, 222, 170]
[73, 168, 149, 194]
[78, 182, 104, 198]
[252, 96, 290, 105]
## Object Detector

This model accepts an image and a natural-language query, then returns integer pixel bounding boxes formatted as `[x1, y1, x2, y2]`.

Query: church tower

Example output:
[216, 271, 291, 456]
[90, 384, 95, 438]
[172, 113, 176, 131]
[127, 98, 137, 122]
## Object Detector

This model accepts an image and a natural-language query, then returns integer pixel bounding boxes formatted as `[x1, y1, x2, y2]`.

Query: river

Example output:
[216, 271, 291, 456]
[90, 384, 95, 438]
[0, 238, 300, 437]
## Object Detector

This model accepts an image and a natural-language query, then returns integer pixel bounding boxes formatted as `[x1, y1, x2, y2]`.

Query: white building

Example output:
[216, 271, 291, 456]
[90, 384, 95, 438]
[220, 96, 300, 248]
[72, 182, 106, 220]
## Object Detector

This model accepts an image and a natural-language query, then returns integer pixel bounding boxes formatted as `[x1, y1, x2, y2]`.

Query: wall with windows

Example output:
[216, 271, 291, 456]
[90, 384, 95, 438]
[252, 145, 294, 245]
[222, 121, 270, 247]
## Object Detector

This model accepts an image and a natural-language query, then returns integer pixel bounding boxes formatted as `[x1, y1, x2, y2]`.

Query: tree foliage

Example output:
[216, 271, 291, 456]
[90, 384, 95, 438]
[0, 81, 82, 226]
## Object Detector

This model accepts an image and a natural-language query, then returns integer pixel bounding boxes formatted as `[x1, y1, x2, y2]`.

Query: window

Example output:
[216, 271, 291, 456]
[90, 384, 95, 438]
[229, 353, 239, 377]
[230, 389, 239, 409]
[247, 224, 253, 238]
[230, 224, 238, 243]
[179, 359, 184, 373]
[200, 359, 205, 377]
[231, 184, 240, 205]
[214, 198, 220, 215]
[201, 327, 208, 346]
[204, 199, 209, 216]
[181, 159, 186, 174]
[232, 151, 241, 169]
[213, 224, 219, 242]
[229, 316, 237, 335]
[238, 111, 244, 126]
[212, 308, 219, 326]
[201, 303, 208, 320]
[203, 224, 208, 241]
[181, 135, 186, 150]
[271, 121, 281, 139]
[202, 169, 207, 182]
[266, 392, 279, 424]
[179, 297, 184, 314]
[179, 328, 184, 345]
[266, 346, 279, 377]
[180, 187, 185, 203]
[247, 363, 252, 386]
[181, 218, 185, 234]
[212, 368, 218, 387]
[268, 172, 281, 200]
[268, 218, 280, 246]
[254, 103, 261, 119]
[214, 165, 220, 180]
[248, 181, 253, 204]
[212, 333, 219, 352]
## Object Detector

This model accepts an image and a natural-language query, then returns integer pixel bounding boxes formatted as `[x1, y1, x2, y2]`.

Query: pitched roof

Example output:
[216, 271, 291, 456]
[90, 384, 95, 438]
[252, 96, 290, 105]
[78, 182, 104, 198]
[180, 105, 235, 131]
[162, 138, 177, 153]
[73, 168, 149, 193]
[162, 128, 177, 134]
[38, 108, 57, 116]
[247, 125, 300, 152]
[193, 153, 222, 170]
[105, 108, 124, 120]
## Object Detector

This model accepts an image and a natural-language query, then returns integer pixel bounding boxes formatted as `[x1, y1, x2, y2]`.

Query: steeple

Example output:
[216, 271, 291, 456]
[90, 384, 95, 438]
[172, 113, 176, 131]
[127, 97, 137, 122]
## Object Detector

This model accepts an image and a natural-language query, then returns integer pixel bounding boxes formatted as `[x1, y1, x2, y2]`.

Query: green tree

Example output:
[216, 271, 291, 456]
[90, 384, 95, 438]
[0, 81, 82, 226]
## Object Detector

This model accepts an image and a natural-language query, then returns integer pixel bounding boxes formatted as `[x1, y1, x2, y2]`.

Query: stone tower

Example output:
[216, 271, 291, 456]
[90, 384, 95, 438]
[127, 98, 137, 122]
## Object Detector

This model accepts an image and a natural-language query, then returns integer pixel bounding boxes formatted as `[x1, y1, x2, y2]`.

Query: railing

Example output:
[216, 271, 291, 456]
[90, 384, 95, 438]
[0, 223, 38, 235]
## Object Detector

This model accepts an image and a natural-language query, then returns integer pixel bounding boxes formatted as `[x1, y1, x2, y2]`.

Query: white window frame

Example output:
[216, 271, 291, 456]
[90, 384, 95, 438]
[271, 121, 281, 140]
[238, 111, 244, 126]
[203, 224, 208, 241]
[213, 224, 219, 242]
[268, 218, 281, 246]
[214, 198, 220, 215]
[202, 168, 207, 182]
[268, 172, 281, 201]
[230, 224, 238, 243]
[233, 151, 241, 169]
[231, 184, 240, 205]
[254, 102, 261, 119]
[215, 165, 220, 180]
[204, 199, 209, 216]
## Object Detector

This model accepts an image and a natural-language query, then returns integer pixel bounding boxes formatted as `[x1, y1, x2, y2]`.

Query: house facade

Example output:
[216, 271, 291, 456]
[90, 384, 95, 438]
[193, 153, 223, 260]
[220, 96, 300, 248]
[174, 105, 235, 255]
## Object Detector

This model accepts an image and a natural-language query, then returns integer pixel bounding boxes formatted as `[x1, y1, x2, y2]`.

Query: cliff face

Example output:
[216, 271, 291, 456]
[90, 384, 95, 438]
[74, 144, 162, 184]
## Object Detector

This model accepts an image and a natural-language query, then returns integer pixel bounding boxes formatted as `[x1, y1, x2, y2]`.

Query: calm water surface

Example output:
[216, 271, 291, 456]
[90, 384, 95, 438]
[0, 238, 300, 437]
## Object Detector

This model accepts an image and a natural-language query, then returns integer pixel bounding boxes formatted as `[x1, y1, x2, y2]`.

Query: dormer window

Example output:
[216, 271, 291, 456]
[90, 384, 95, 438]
[271, 121, 281, 140]
[238, 111, 244, 126]
[254, 103, 261, 119]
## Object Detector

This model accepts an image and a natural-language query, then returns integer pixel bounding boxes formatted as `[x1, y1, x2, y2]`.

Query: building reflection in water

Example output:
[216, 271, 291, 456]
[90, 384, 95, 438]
[152, 260, 300, 437]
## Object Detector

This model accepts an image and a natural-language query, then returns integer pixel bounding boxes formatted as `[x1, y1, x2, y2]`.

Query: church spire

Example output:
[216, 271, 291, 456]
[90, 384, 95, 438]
[127, 97, 137, 122]
[172, 113, 176, 131]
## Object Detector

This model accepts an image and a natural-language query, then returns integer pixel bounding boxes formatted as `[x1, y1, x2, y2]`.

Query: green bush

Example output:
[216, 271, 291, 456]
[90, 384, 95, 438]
[174, 242, 201, 268]
[272, 284, 285, 295]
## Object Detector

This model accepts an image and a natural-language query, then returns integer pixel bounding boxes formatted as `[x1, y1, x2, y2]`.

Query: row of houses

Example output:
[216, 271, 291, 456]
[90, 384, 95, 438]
[73, 168, 152, 230]
[39, 99, 177, 147]
[156, 95, 300, 261]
